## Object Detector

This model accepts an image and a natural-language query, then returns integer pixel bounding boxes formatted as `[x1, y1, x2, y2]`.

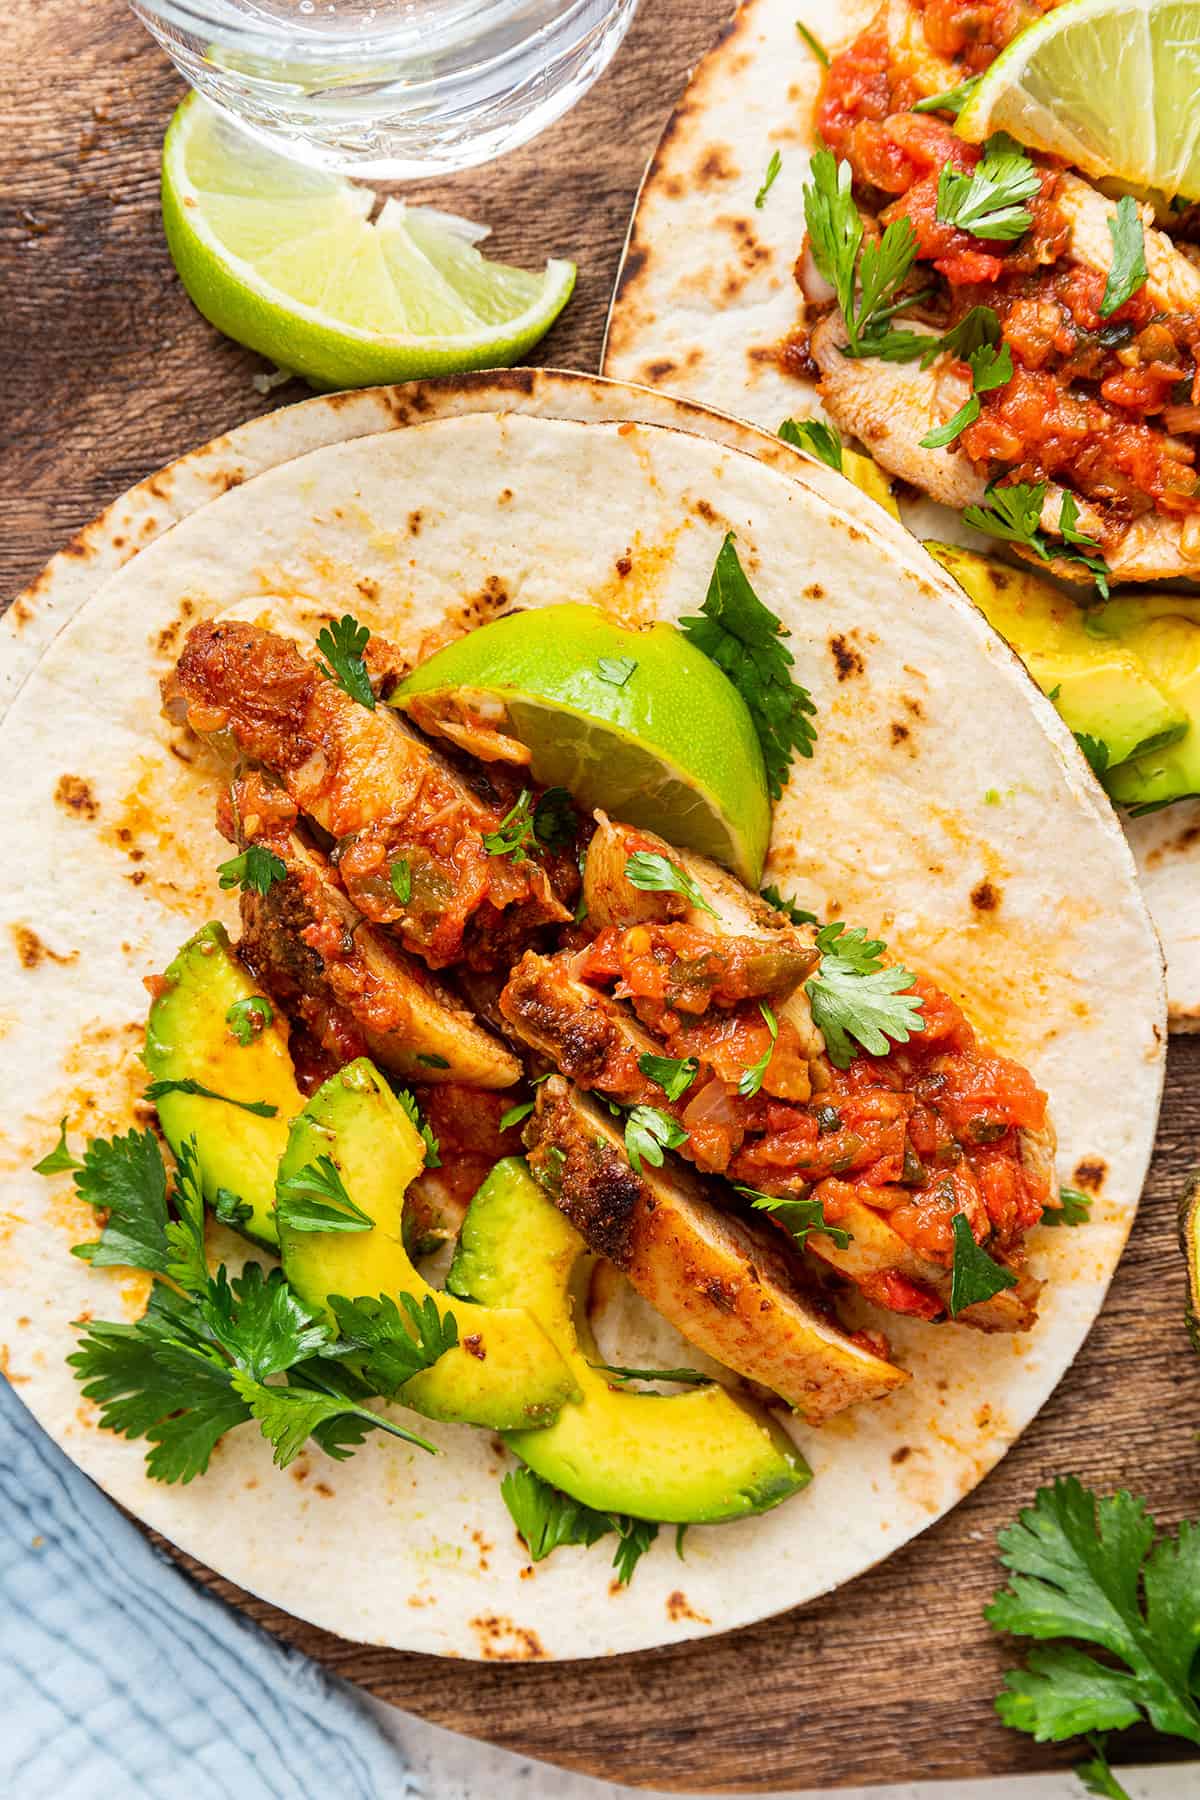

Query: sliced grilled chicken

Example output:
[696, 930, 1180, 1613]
[168, 618, 572, 970]
[583, 813, 825, 1083]
[227, 775, 519, 1089]
[525, 1077, 907, 1421]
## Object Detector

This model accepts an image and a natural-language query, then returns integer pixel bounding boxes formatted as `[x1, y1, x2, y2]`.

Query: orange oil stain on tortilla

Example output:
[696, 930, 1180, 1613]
[468, 1528, 493, 1573]
[54, 775, 100, 821]
[469, 1615, 547, 1661]
[586, 530, 682, 629]
[101, 754, 227, 916]
[666, 1591, 711, 1625]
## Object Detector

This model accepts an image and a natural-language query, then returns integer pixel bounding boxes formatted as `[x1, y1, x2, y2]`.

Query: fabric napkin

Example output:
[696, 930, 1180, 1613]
[0, 1378, 420, 1799]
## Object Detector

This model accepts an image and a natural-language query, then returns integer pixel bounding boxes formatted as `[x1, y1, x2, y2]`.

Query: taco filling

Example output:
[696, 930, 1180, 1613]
[796, 0, 1200, 582]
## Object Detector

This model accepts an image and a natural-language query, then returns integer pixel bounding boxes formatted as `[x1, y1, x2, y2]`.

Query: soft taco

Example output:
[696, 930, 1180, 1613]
[604, 0, 1200, 1027]
[0, 371, 1163, 1659]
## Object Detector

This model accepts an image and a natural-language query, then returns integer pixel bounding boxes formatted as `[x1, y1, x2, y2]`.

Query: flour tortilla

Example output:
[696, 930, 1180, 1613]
[0, 372, 1164, 1659]
[601, 0, 1200, 1028]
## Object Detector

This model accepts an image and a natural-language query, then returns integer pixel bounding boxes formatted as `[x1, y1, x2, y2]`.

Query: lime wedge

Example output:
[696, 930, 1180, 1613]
[957, 0, 1200, 198]
[161, 96, 576, 390]
[395, 605, 772, 886]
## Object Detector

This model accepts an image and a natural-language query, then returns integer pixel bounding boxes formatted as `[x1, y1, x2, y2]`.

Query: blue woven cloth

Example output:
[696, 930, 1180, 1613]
[0, 1379, 419, 1799]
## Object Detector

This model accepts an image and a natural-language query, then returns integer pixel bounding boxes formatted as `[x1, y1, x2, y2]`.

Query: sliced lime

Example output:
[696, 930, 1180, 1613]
[161, 96, 576, 390]
[395, 605, 772, 886]
[956, 0, 1200, 198]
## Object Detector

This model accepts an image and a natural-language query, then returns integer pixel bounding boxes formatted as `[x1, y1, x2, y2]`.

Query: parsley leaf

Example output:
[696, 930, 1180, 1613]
[213, 1187, 254, 1229]
[779, 416, 843, 471]
[34, 1118, 83, 1176]
[755, 149, 782, 209]
[597, 655, 637, 687]
[165, 1136, 210, 1293]
[802, 151, 922, 355]
[680, 533, 818, 798]
[1058, 493, 1111, 598]
[217, 845, 287, 895]
[145, 1077, 277, 1119]
[949, 1212, 1017, 1315]
[1075, 733, 1112, 777]
[912, 74, 980, 116]
[231, 1369, 435, 1468]
[532, 786, 577, 853]
[738, 1002, 779, 1098]
[482, 788, 536, 860]
[389, 858, 412, 904]
[918, 339, 1011, 448]
[394, 1086, 441, 1168]
[637, 1052, 699, 1103]
[590, 1363, 713, 1387]
[936, 133, 1041, 241]
[986, 1476, 1200, 1746]
[920, 396, 981, 449]
[274, 1156, 374, 1234]
[963, 480, 1110, 595]
[225, 995, 273, 1046]
[501, 1466, 613, 1562]
[761, 882, 818, 925]
[612, 1518, 659, 1585]
[1100, 197, 1148, 319]
[73, 1128, 170, 1274]
[625, 1105, 689, 1175]
[741, 1186, 853, 1249]
[1044, 1185, 1093, 1227]
[316, 613, 375, 710]
[198, 1261, 329, 1380]
[326, 1290, 458, 1394]
[805, 921, 924, 1068]
[1074, 1739, 1133, 1800]
[499, 1099, 535, 1131]
[795, 19, 828, 64]
[624, 850, 719, 918]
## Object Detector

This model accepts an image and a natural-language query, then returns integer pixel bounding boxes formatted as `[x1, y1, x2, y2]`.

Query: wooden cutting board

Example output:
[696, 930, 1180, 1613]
[3, 1, 1198, 1789]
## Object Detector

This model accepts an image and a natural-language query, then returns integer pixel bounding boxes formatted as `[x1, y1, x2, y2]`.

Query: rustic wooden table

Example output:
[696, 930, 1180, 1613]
[3, 1, 1198, 1791]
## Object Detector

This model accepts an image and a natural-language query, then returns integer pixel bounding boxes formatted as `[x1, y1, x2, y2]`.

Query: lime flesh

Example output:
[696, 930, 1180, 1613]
[395, 605, 772, 886]
[161, 96, 576, 389]
[957, 0, 1200, 198]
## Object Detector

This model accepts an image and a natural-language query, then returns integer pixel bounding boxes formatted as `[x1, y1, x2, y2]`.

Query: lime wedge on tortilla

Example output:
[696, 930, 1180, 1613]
[161, 96, 576, 390]
[395, 606, 772, 885]
[956, 0, 1200, 197]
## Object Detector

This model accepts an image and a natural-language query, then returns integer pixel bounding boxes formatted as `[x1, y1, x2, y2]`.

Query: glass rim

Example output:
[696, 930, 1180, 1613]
[130, 0, 610, 61]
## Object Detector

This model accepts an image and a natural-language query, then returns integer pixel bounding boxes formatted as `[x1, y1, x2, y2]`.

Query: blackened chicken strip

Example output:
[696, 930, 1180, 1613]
[226, 774, 520, 1089]
[524, 1078, 907, 1422]
[169, 618, 573, 971]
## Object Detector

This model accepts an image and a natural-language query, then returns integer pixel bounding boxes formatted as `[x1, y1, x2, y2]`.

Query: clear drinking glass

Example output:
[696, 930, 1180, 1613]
[129, 0, 640, 176]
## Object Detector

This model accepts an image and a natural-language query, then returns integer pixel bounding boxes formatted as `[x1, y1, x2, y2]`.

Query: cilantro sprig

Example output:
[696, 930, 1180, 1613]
[1100, 196, 1148, 319]
[1043, 1185, 1092, 1227]
[34, 1118, 83, 1176]
[949, 1212, 1018, 1315]
[275, 1156, 375, 1234]
[500, 1466, 660, 1586]
[217, 845, 287, 896]
[740, 1186, 853, 1250]
[316, 613, 375, 710]
[805, 921, 925, 1069]
[638, 1052, 699, 1103]
[624, 1105, 689, 1175]
[963, 481, 1111, 597]
[779, 416, 842, 471]
[624, 851, 718, 918]
[912, 74, 980, 116]
[680, 534, 818, 799]
[936, 133, 1041, 241]
[803, 150, 921, 355]
[761, 882, 818, 926]
[918, 339, 1013, 449]
[986, 1478, 1200, 1751]
[755, 149, 782, 209]
[482, 786, 576, 861]
[144, 1077, 277, 1119]
[737, 1002, 778, 1098]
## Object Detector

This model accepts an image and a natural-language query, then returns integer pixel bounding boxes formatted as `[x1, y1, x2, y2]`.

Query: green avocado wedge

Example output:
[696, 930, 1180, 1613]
[450, 1158, 811, 1523]
[276, 1062, 578, 1430]
[144, 922, 302, 1249]
[1180, 1170, 1200, 1357]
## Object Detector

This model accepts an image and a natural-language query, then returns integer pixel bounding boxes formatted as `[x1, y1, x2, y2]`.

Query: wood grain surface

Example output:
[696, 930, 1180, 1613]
[3, 2, 1199, 1791]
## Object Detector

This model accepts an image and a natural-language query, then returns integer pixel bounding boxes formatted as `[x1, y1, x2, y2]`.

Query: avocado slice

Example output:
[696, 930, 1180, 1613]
[1179, 1171, 1200, 1357]
[276, 1062, 577, 1430]
[1095, 598, 1200, 811]
[450, 1157, 811, 1524]
[144, 922, 302, 1249]
[926, 542, 1188, 771]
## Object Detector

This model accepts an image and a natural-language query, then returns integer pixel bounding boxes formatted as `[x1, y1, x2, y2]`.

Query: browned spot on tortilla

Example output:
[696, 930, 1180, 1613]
[829, 635, 864, 681]
[313, 1481, 334, 1498]
[291, 1459, 310, 1483]
[615, 554, 633, 578]
[1148, 819, 1200, 868]
[694, 498, 718, 524]
[463, 1333, 486, 1361]
[970, 880, 1001, 913]
[642, 358, 677, 382]
[662, 174, 685, 198]
[903, 694, 925, 717]
[667, 1590, 711, 1625]
[891, 1445, 912, 1465]
[470, 1615, 547, 1661]
[696, 144, 738, 184]
[356, 576, 380, 601]
[1073, 1158, 1106, 1192]
[407, 510, 423, 537]
[10, 598, 32, 627]
[890, 722, 910, 746]
[55, 775, 99, 821]
[519, 1564, 535, 1581]
[498, 487, 513, 506]
[11, 926, 77, 970]
[716, 215, 770, 276]
[804, 583, 825, 600]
